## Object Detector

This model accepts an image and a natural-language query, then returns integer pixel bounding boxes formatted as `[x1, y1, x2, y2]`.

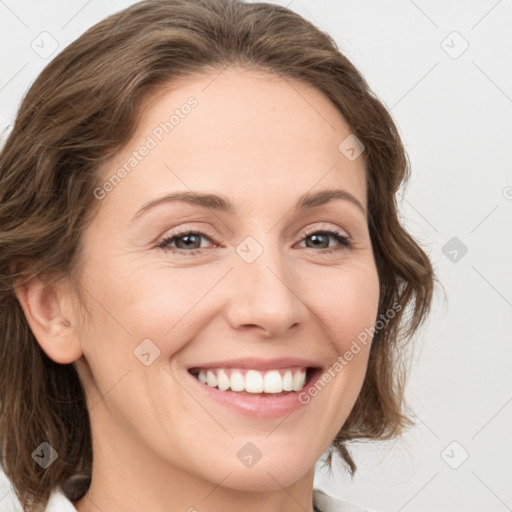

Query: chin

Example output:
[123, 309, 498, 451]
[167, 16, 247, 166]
[217, 463, 312, 492]
[193, 445, 316, 492]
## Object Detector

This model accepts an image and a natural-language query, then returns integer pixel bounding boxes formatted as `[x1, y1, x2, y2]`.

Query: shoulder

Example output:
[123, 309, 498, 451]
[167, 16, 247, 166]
[313, 487, 378, 512]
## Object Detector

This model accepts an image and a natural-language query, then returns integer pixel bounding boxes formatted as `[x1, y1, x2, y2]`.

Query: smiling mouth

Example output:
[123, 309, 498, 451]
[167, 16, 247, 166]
[188, 367, 319, 396]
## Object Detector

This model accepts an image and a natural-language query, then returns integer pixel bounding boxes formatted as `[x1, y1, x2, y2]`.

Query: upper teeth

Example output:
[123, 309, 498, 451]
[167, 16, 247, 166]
[195, 368, 307, 393]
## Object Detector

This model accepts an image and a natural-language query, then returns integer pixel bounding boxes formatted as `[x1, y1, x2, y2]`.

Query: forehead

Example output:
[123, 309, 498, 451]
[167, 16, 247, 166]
[96, 67, 367, 217]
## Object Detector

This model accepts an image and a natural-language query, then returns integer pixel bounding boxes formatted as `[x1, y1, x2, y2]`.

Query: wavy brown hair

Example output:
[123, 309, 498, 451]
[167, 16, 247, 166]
[0, 0, 434, 509]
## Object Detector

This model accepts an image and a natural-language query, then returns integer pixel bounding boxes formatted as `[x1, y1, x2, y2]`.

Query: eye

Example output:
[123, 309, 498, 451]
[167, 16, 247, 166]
[157, 229, 215, 255]
[297, 228, 351, 253]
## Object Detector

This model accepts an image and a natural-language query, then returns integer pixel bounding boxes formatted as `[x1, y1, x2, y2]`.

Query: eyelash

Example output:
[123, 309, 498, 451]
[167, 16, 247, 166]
[156, 226, 351, 256]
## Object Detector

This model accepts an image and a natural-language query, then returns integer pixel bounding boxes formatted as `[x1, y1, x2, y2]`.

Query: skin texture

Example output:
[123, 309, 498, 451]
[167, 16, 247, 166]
[16, 67, 380, 512]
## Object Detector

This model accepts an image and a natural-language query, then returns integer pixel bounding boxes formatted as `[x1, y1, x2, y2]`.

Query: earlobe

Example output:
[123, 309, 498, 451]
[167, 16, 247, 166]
[14, 274, 83, 364]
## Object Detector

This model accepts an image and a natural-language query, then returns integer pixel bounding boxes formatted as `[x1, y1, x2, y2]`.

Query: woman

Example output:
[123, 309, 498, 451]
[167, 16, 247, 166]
[0, 0, 434, 511]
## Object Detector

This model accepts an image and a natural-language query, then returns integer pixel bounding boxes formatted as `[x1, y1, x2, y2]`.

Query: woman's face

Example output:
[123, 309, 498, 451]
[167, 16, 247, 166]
[71, 67, 379, 498]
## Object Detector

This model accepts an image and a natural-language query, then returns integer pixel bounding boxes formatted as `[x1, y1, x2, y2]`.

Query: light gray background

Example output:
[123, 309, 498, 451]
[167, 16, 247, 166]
[1, 1, 511, 511]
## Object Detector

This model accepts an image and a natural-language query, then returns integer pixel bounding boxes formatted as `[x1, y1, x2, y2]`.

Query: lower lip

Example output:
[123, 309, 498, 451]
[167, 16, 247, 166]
[186, 369, 321, 419]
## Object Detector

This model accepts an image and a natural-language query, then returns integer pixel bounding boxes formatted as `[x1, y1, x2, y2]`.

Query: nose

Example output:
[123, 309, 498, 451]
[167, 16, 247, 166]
[224, 241, 309, 338]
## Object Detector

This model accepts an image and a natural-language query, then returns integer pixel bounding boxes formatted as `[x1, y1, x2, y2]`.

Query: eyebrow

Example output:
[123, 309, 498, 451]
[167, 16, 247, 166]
[131, 188, 367, 222]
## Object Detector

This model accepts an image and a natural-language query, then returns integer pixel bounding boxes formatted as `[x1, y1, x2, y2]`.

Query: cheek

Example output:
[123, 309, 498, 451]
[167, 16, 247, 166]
[119, 265, 223, 338]
[305, 261, 380, 350]
[301, 264, 379, 433]
[84, 255, 210, 330]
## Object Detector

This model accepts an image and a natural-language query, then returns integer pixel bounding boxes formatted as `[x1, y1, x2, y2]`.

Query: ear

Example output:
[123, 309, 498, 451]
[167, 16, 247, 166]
[14, 274, 83, 364]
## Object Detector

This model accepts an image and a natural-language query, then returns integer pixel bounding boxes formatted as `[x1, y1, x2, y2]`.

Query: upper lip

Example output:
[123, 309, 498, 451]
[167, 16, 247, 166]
[187, 357, 323, 372]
